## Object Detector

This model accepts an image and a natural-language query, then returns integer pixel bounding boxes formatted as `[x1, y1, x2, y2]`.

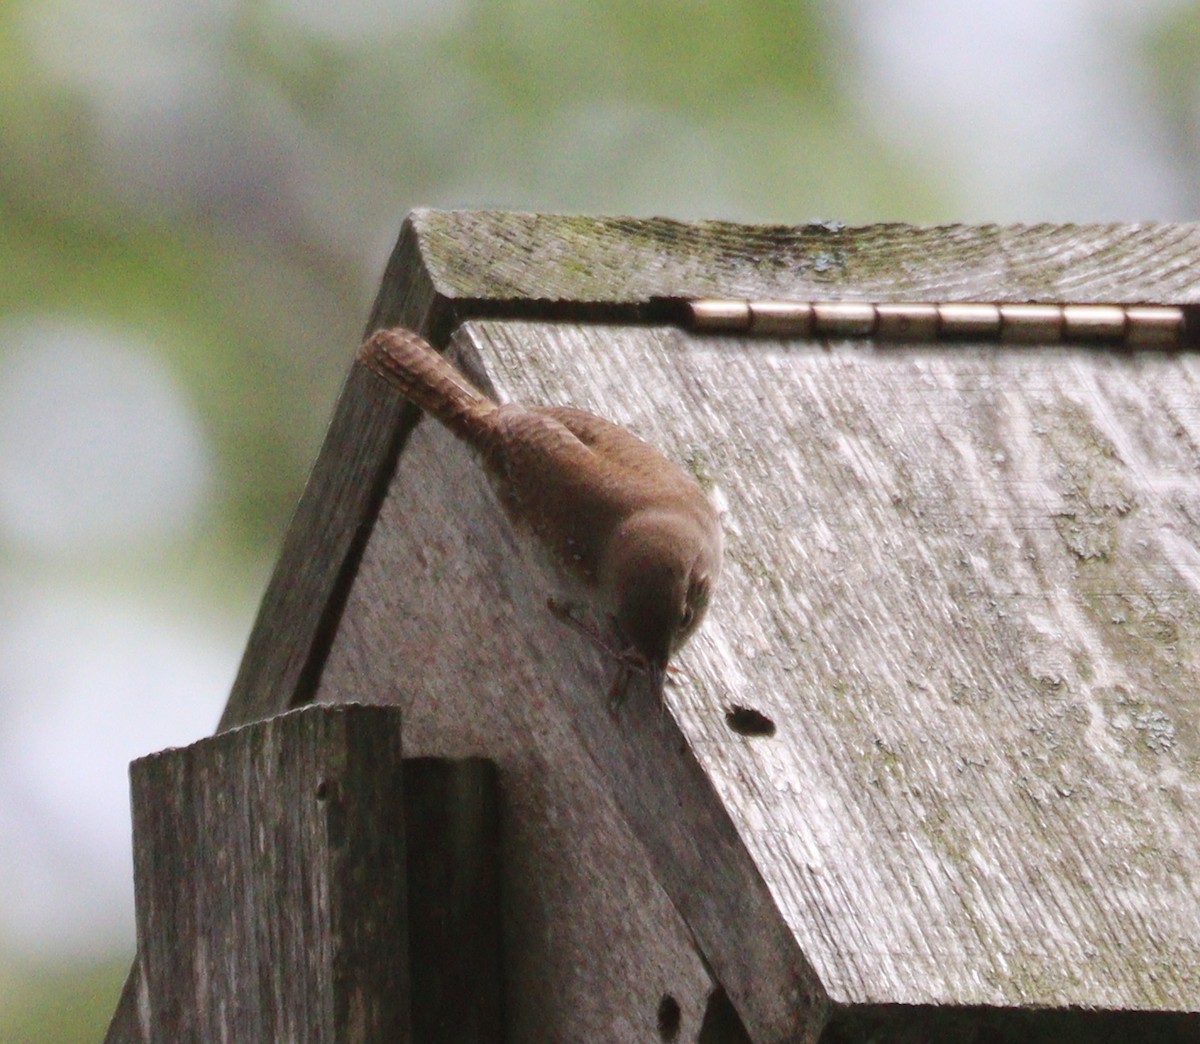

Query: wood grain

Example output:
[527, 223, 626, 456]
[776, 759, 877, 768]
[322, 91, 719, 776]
[403, 757, 502, 1043]
[316, 390, 726, 1042]
[177, 212, 1200, 1041]
[220, 212, 1200, 733]
[128, 703, 409, 1042]
[408, 210, 1200, 306]
[469, 318, 1200, 1034]
[110, 218, 449, 1040]
[102, 960, 144, 1043]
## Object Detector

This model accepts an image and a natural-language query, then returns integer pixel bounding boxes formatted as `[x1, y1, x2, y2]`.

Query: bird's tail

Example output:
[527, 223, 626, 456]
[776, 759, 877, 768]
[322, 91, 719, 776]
[357, 327, 495, 441]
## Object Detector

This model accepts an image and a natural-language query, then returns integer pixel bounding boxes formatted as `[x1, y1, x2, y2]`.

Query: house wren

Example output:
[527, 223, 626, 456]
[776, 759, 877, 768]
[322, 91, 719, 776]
[357, 327, 722, 697]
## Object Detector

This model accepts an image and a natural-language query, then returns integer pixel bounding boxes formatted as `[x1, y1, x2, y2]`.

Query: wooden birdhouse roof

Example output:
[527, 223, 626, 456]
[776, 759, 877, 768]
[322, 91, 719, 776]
[158, 213, 1200, 1041]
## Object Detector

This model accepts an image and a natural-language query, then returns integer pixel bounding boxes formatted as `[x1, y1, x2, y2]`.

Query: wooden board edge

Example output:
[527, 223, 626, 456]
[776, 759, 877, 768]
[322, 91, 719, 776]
[217, 218, 443, 731]
[407, 209, 1200, 306]
[111, 220, 444, 1038]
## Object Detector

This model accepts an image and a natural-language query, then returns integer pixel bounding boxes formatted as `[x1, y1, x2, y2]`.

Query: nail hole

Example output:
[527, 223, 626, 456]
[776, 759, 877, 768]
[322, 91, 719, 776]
[724, 705, 776, 737]
[656, 994, 681, 1041]
[315, 780, 331, 801]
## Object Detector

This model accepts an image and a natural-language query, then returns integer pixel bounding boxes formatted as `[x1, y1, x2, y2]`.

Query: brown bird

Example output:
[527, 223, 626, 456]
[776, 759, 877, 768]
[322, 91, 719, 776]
[357, 327, 722, 700]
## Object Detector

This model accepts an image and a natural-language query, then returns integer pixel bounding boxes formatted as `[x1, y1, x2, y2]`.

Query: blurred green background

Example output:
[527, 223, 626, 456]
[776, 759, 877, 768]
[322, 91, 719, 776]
[2, 0, 1198, 1038]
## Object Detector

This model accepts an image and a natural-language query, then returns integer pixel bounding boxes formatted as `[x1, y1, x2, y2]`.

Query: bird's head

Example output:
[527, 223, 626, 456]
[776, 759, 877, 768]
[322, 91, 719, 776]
[604, 506, 721, 683]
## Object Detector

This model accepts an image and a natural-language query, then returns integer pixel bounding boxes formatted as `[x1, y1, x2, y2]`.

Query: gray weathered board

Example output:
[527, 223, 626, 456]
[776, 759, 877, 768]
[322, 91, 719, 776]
[128, 704, 411, 1043]
[112, 703, 502, 1044]
[222, 213, 1200, 732]
[112, 212, 1200, 1042]
[320, 314, 1200, 1040]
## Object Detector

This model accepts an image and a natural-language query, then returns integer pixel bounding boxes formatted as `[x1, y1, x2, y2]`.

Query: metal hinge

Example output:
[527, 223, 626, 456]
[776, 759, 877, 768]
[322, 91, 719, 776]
[687, 299, 1198, 347]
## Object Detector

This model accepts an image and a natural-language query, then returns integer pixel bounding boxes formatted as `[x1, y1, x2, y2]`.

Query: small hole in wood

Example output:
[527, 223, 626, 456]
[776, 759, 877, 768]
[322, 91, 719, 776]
[656, 993, 681, 1041]
[724, 705, 776, 737]
[315, 780, 331, 801]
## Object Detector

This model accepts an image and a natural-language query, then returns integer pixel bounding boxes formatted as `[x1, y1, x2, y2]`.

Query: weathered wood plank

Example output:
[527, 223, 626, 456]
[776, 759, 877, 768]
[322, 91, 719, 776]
[214, 211, 443, 733]
[221, 211, 1200, 733]
[408, 210, 1200, 306]
[467, 319, 1200, 1033]
[112, 209, 443, 1044]
[317, 395, 726, 1041]
[191, 212, 1200, 1040]
[214, 367, 410, 731]
[403, 757, 502, 1043]
[129, 703, 409, 1042]
[102, 959, 145, 1044]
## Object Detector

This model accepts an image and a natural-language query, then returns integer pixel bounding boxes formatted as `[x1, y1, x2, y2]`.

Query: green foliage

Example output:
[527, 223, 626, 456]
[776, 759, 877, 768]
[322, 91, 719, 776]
[0, 955, 130, 1044]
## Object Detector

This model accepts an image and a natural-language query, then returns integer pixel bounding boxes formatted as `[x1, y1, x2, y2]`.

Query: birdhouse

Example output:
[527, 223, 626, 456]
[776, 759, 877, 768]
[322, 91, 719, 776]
[108, 212, 1200, 1042]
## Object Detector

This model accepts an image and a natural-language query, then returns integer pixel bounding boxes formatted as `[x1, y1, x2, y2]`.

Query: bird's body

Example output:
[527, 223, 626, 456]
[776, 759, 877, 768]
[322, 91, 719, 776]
[357, 327, 722, 695]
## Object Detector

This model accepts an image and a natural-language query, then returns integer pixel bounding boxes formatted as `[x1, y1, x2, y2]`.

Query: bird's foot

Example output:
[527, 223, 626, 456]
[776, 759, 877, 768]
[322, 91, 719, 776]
[546, 598, 657, 708]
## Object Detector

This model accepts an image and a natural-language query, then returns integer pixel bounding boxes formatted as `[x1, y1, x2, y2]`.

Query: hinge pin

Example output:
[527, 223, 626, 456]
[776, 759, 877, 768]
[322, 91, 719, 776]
[688, 299, 1189, 347]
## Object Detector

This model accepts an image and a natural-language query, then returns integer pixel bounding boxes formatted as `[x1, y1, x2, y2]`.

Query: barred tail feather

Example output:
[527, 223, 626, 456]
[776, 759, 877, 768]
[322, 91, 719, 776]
[357, 327, 494, 440]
